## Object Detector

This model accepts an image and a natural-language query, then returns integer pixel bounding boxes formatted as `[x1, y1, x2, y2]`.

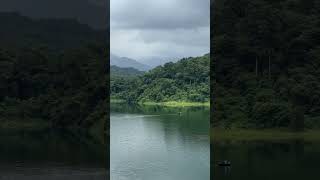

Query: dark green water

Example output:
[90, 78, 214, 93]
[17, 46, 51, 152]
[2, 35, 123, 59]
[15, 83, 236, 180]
[111, 104, 210, 180]
[0, 130, 107, 179]
[213, 139, 320, 180]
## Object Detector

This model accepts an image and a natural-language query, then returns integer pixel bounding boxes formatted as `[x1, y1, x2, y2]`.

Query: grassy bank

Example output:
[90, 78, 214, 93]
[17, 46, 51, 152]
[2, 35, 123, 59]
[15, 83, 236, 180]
[140, 101, 210, 107]
[110, 99, 210, 107]
[110, 99, 126, 103]
[212, 128, 320, 142]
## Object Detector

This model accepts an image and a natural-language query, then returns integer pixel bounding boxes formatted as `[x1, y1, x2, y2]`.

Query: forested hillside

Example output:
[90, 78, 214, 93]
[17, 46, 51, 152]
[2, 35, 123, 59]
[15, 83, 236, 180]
[0, 45, 108, 129]
[111, 54, 210, 103]
[212, 0, 320, 130]
[0, 13, 108, 132]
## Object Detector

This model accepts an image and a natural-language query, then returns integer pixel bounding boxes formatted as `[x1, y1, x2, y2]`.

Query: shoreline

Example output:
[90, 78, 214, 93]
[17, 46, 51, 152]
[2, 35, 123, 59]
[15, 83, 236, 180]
[110, 99, 210, 107]
[141, 101, 210, 107]
[211, 128, 320, 141]
[110, 99, 126, 103]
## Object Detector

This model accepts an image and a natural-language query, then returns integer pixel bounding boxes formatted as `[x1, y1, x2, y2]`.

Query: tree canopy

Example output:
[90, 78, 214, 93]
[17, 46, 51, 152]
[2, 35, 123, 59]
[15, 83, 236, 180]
[111, 54, 210, 103]
[0, 13, 108, 132]
[212, 0, 320, 130]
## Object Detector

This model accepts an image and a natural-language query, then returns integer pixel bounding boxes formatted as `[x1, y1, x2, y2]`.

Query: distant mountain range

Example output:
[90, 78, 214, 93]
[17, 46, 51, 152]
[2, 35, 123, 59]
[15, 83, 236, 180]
[110, 54, 151, 71]
[111, 65, 144, 77]
[110, 54, 183, 70]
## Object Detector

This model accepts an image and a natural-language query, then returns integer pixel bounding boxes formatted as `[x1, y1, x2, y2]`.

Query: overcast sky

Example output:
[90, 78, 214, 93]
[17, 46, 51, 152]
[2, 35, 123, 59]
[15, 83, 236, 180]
[111, 0, 210, 63]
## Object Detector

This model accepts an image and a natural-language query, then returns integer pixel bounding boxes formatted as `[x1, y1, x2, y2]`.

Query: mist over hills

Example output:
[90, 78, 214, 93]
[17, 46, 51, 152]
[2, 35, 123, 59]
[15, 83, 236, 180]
[110, 54, 188, 71]
[110, 54, 151, 71]
[139, 56, 181, 68]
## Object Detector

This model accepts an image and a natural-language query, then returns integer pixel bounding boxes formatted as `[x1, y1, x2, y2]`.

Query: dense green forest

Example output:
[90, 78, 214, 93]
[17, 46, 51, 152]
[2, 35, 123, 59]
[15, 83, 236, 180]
[111, 54, 210, 103]
[0, 13, 108, 134]
[212, 0, 320, 130]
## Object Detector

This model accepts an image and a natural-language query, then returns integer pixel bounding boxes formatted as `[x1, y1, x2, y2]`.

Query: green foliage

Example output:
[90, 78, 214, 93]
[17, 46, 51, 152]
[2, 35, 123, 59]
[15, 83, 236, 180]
[0, 13, 108, 131]
[212, 0, 320, 130]
[111, 54, 210, 103]
[0, 44, 108, 129]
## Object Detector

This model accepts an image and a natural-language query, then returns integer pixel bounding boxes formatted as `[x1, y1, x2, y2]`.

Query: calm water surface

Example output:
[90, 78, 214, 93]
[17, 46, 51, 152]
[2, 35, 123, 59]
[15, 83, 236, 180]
[213, 139, 320, 180]
[111, 104, 210, 180]
[0, 130, 107, 179]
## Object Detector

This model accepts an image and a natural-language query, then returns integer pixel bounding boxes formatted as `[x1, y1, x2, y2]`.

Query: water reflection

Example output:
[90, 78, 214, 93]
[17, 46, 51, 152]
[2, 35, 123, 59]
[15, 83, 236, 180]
[219, 166, 231, 176]
[0, 130, 107, 179]
[111, 104, 210, 180]
[212, 139, 320, 180]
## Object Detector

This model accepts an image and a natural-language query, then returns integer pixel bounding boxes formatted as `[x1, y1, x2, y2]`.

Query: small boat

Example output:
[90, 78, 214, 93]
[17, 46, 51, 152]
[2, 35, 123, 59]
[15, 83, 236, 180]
[217, 160, 231, 166]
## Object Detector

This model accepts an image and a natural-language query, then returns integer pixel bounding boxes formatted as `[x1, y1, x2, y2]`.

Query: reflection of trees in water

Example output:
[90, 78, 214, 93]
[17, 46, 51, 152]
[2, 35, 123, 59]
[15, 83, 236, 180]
[110, 103, 209, 115]
[0, 130, 106, 167]
[155, 107, 209, 155]
[111, 104, 209, 180]
[111, 103, 210, 144]
[212, 140, 320, 179]
[111, 103, 209, 155]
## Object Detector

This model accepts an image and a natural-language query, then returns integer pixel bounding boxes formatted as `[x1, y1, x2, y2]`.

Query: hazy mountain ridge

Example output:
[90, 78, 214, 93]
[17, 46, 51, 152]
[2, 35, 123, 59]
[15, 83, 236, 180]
[110, 54, 151, 71]
[139, 56, 181, 68]
[111, 65, 144, 77]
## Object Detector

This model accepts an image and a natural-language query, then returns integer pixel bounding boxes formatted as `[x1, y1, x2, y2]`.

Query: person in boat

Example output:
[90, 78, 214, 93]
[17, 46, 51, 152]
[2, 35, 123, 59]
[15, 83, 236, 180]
[218, 160, 231, 166]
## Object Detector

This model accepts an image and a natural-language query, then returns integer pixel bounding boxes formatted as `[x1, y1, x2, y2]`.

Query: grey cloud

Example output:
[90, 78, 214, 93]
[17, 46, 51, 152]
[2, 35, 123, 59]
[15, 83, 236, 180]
[111, 0, 209, 30]
[111, 0, 210, 62]
[137, 27, 210, 47]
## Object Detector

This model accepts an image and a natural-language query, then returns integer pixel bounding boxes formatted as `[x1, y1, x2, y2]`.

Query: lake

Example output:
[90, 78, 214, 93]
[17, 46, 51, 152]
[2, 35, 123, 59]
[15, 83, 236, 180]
[212, 139, 320, 180]
[0, 130, 107, 179]
[110, 104, 210, 180]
